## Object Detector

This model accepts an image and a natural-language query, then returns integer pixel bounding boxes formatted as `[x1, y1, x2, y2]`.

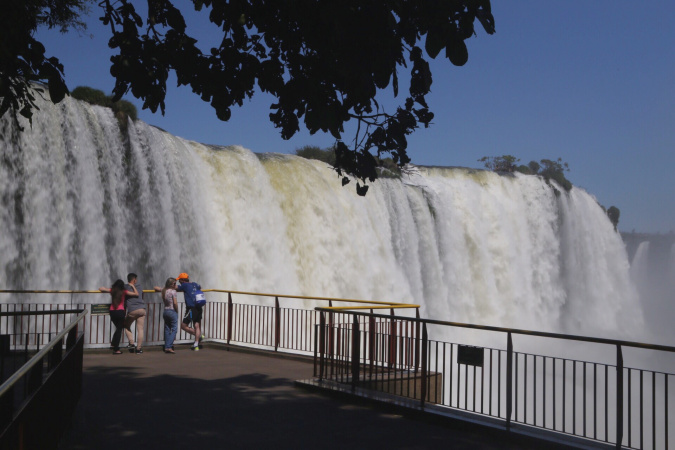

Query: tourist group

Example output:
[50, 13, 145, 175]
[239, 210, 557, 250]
[99, 272, 204, 354]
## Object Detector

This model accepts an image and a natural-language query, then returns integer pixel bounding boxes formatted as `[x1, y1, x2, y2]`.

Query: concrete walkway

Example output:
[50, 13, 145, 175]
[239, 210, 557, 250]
[61, 345, 544, 449]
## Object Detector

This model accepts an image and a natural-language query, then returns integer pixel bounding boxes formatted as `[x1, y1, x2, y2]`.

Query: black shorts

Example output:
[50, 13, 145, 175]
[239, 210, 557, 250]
[183, 306, 203, 325]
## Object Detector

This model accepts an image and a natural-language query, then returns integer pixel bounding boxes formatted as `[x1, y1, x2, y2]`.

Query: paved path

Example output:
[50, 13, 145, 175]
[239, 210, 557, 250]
[61, 345, 541, 449]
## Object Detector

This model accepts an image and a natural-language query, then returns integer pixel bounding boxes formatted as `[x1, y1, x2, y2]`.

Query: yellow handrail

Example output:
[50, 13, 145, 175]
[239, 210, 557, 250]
[0, 289, 420, 311]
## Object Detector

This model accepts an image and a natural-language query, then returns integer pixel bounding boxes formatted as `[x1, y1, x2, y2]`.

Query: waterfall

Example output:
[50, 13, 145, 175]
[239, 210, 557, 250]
[0, 95, 645, 340]
[628, 238, 675, 342]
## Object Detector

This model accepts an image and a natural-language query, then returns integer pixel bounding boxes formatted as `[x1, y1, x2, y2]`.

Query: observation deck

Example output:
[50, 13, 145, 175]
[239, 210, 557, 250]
[1, 289, 672, 449]
[62, 344, 559, 449]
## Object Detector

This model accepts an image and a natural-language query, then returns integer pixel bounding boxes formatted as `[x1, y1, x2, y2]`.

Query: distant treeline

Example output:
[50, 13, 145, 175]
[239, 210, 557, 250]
[479, 155, 621, 231]
[478, 155, 572, 191]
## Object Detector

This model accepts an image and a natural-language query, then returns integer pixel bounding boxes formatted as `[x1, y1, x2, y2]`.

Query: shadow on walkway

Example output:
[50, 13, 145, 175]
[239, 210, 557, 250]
[61, 346, 534, 449]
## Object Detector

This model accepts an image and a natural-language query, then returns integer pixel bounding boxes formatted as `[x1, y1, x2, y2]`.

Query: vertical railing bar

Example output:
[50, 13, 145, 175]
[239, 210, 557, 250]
[543, 357, 546, 429]
[498, 350, 502, 418]
[628, 368, 632, 447]
[653, 371, 656, 450]
[584, 361, 587, 437]
[464, 363, 468, 410]
[313, 323, 318, 377]
[573, 360, 577, 436]
[563, 360, 567, 434]
[640, 369, 644, 450]
[665, 374, 669, 450]
[594, 363, 597, 440]
[534, 356, 537, 426]
[489, 349, 493, 416]
[515, 352, 519, 422]
[231, 300, 236, 344]
[473, 365, 476, 412]
[318, 312, 325, 380]
[605, 364, 609, 442]
[506, 332, 513, 429]
[420, 323, 428, 408]
[525, 354, 528, 424]
[450, 343, 454, 408]
[617, 345, 624, 450]
[481, 352, 485, 414]
[434, 340, 440, 404]
[351, 316, 360, 389]
[553, 358, 557, 431]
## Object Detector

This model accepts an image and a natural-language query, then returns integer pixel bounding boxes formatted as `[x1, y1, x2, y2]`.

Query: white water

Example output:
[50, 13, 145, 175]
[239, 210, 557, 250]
[630, 239, 675, 343]
[0, 96, 647, 343]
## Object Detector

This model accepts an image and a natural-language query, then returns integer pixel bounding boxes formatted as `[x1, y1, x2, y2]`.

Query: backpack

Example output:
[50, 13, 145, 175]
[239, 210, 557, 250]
[195, 288, 207, 307]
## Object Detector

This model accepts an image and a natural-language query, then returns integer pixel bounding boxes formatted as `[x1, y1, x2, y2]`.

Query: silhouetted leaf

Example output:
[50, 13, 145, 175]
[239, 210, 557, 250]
[446, 39, 469, 66]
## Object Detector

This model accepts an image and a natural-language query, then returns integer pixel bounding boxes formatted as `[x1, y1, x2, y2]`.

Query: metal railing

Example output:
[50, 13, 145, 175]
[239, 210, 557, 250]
[314, 309, 675, 450]
[0, 309, 86, 449]
[0, 290, 419, 354]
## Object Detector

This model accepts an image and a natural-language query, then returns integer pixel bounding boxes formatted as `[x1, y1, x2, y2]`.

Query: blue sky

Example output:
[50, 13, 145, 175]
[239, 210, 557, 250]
[35, 1, 674, 233]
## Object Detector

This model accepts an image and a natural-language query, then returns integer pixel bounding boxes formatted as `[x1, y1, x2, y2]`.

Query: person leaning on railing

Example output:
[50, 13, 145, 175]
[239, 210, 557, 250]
[99, 280, 138, 355]
[124, 272, 146, 354]
[176, 272, 204, 351]
[154, 278, 179, 354]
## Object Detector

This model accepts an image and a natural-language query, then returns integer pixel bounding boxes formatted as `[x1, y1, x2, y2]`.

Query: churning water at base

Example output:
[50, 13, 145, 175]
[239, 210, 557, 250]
[0, 95, 647, 341]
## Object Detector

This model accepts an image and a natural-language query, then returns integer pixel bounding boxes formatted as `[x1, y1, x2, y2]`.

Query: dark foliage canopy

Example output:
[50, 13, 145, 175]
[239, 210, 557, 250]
[0, 0, 88, 128]
[2, 0, 495, 194]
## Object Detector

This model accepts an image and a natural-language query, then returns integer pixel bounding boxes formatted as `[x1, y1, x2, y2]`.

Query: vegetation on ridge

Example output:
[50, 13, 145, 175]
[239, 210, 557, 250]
[479, 155, 572, 191]
[480, 155, 621, 230]
[71, 86, 138, 125]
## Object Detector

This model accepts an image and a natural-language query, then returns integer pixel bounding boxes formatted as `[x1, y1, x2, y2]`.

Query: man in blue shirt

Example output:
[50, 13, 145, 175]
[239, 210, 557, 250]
[177, 272, 204, 351]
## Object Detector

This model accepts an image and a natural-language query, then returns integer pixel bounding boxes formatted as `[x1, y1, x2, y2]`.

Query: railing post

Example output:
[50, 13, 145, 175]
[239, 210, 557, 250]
[616, 345, 624, 449]
[328, 301, 334, 364]
[421, 322, 428, 408]
[369, 314, 376, 375]
[351, 315, 360, 389]
[319, 312, 326, 381]
[506, 332, 513, 430]
[227, 293, 233, 345]
[313, 324, 318, 377]
[66, 324, 77, 350]
[414, 309, 421, 372]
[0, 386, 13, 430]
[389, 308, 396, 369]
[274, 296, 280, 352]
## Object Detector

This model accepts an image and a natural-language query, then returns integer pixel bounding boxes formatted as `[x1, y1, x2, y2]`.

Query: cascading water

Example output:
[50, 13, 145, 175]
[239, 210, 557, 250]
[0, 95, 647, 343]
[627, 236, 675, 343]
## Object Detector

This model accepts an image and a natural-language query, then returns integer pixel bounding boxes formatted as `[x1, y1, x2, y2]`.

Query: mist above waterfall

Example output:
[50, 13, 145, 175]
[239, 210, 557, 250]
[0, 96, 646, 341]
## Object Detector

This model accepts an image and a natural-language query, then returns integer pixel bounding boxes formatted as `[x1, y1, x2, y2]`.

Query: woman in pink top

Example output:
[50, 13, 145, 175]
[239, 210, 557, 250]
[100, 279, 138, 354]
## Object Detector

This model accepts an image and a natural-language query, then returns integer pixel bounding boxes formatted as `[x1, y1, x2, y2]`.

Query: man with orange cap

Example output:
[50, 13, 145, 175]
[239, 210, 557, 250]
[176, 272, 204, 351]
